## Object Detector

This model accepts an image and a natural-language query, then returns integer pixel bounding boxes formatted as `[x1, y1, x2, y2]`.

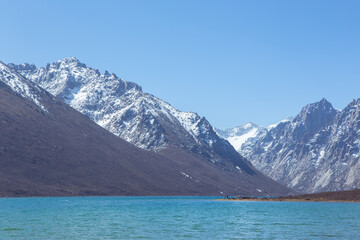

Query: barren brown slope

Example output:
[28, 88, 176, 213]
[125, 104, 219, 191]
[0, 63, 292, 197]
[280, 189, 360, 201]
[223, 189, 360, 202]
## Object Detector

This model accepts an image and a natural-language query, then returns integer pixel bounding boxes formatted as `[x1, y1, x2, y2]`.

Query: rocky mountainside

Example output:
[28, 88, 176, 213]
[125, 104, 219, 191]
[11, 57, 254, 171]
[0, 61, 292, 197]
[220, 98, 360, 193]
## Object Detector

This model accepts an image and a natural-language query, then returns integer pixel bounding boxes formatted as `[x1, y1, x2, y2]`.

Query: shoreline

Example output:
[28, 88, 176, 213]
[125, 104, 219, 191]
[218, 189, 360, 203]
[217, 198, 360, 203]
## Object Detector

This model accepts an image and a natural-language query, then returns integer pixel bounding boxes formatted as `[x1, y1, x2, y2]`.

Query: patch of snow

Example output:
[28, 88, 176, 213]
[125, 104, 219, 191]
[266, 117, 292, 130]
[227, 128, 259, 151]
[243, 122, 253, 129]
[290, 172, 304, 187]
[181, 172, 192, 179]
[263, 142, 272, 152]
[310, 150, 317, 159]
[314, 169, 333, 189]
[345, 167, 357, 186]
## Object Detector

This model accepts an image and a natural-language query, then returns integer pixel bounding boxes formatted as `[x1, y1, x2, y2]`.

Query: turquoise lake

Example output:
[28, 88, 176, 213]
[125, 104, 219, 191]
[1, 196, 359, 239]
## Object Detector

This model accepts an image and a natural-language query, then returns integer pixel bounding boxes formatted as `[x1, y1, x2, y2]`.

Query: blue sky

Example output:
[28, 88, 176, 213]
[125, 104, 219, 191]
[1, 0, 359, 129]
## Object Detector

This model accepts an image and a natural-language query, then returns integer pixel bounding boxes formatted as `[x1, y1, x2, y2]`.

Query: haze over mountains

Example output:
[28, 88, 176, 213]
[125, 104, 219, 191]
[218, 99, 360, 193]
[1, 59, 292, 197]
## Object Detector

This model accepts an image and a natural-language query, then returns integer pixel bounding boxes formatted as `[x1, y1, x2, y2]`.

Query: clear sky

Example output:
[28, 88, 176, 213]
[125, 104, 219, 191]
[1, 0, 359, 129]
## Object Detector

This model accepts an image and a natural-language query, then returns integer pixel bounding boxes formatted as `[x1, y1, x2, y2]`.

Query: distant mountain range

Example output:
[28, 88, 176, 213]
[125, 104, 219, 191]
[218, 98, 360, 193]
[0, 59, 291, 197]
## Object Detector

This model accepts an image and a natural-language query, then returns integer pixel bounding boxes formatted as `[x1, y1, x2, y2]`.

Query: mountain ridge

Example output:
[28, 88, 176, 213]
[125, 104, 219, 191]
[11, 57, 254, 172]
[218, 98, 360, 193]
[2, 58, 292, 196]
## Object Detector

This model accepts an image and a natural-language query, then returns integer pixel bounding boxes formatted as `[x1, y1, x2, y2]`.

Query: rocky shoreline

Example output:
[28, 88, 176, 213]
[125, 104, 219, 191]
[220, 189, 360, 202]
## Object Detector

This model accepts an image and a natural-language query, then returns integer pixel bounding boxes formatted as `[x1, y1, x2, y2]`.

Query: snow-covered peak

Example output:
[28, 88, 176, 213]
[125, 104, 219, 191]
[244, 122, 255, 129]
[14, 57, 142, 105]
[54, 57, 96, 71]
[0, 61, 47, 111]
[216, 122, 262, 152]
[216, 122, 259, 138]
[59, 56, 81, 64]
[240, 98, 360, 193]
[12, 58, 234, 163]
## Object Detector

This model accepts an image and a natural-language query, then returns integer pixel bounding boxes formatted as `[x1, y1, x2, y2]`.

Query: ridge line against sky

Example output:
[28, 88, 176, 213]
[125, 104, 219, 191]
[1, 0, 359, 129]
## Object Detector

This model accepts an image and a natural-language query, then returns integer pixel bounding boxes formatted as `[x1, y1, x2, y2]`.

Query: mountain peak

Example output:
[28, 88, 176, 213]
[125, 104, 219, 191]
[311, 98, 332, 110]
[292, 98, 338, 139]
[55, 57, 86, 69]
[216, 122, 263, 152]
[318, 98, 334, 109]
[348, 98, 360, 107]
[216, 122, 260, 138]
[7, 62, 37, 72]
[4, 58, 295, 196]
[319, 97, 329, 103]
[341, 98, 360, 115]
[60, 56, 80, 63]
[296, 98, 336, 123]
[239, 97, 360, 193]
[243, 122, 258, 129]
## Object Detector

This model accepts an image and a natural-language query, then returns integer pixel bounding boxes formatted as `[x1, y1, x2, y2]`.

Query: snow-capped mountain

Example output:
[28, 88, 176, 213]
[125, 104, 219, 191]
[10, 57, 255, 172]
[222, 98, 360, 193]
[1, 59, 292, 196]
[215, 123, 262, 152]
[216, 119, 293, 155]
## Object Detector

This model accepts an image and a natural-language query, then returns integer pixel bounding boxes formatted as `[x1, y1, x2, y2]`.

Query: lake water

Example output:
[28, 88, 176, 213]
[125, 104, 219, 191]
[1, 196, 359, 239]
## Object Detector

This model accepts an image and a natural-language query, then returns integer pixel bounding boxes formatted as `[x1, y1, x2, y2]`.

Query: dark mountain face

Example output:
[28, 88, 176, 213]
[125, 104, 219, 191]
[0, 61, 292, 197]
[292, 98, 338, 142]
[236, 98, 360, 193]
